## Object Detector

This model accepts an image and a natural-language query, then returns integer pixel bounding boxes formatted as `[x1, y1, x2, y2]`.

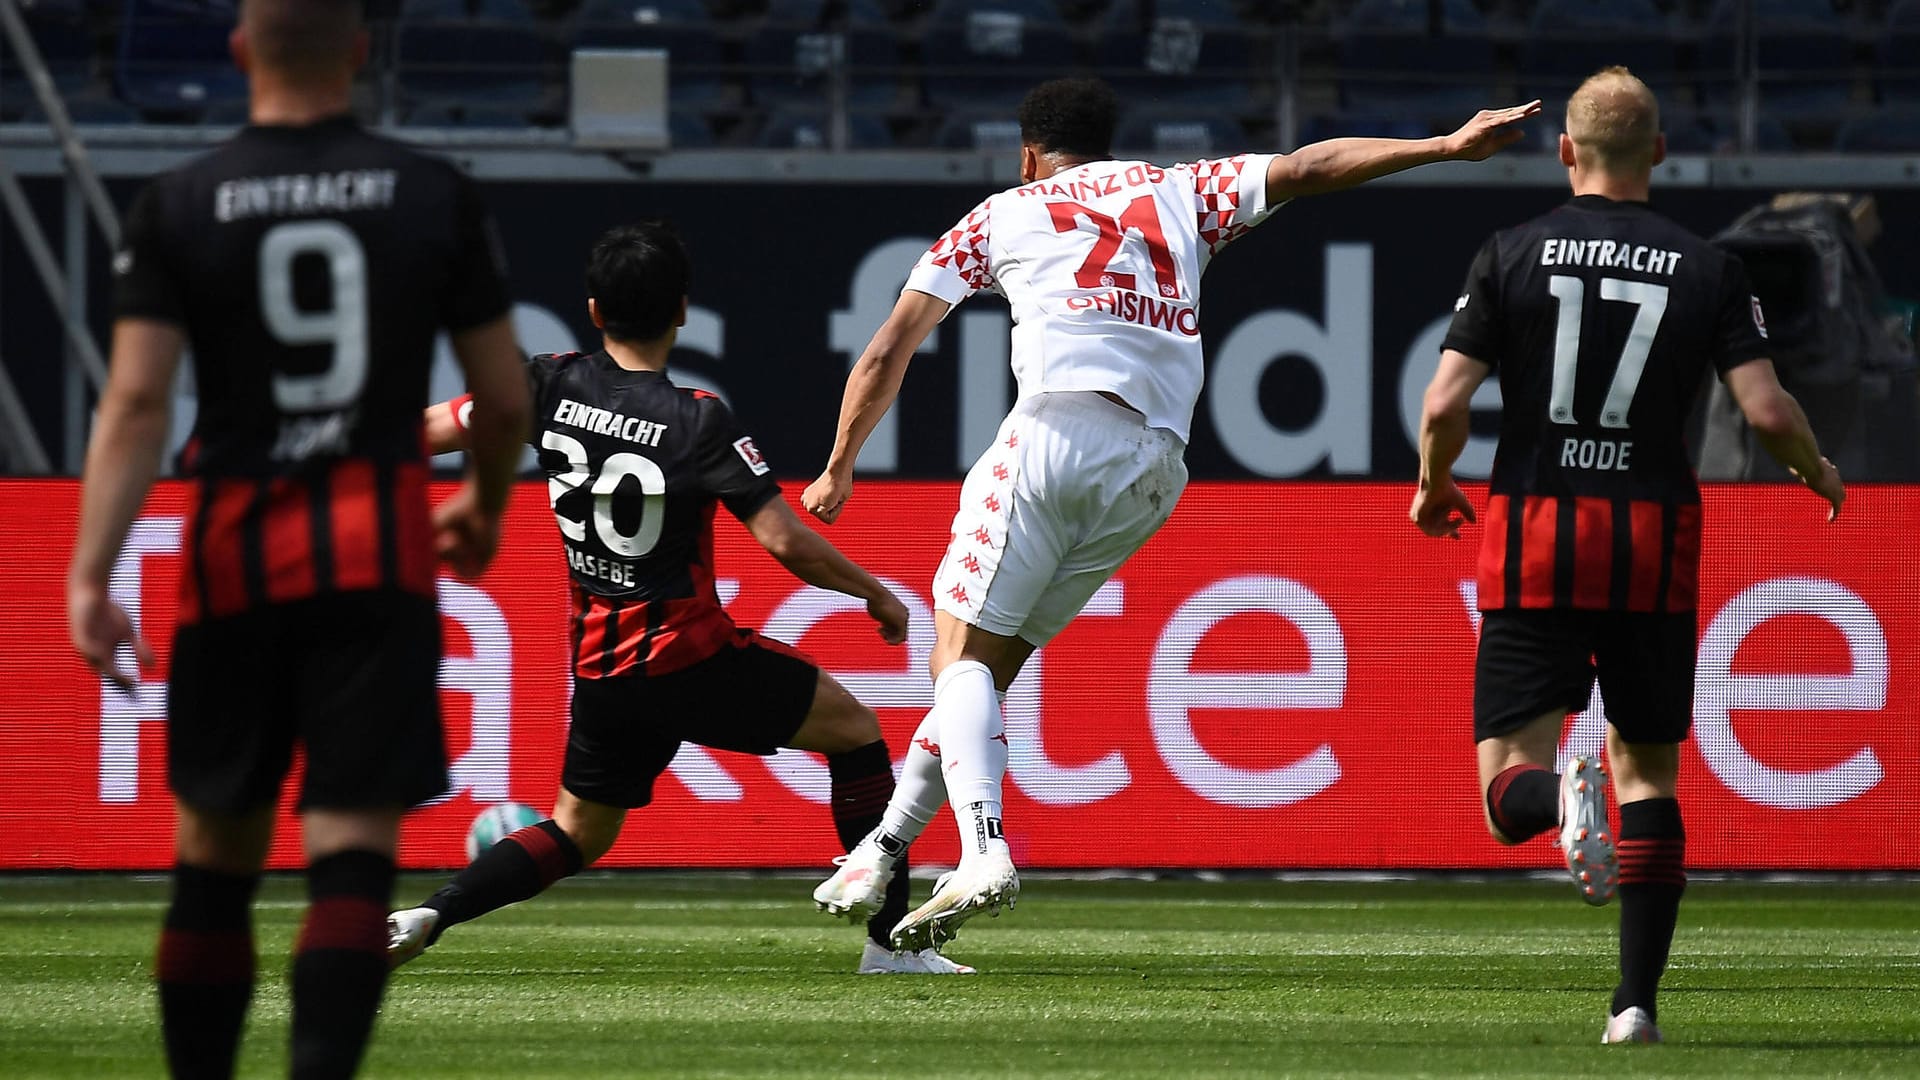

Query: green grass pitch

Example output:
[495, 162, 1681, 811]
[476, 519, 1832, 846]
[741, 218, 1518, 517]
[2, 874, 1917, 1078]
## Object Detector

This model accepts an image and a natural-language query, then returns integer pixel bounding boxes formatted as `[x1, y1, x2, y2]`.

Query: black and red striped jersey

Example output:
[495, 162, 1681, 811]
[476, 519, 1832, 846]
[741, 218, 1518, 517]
[1442, 195, 1771, 613]
[112, 115, 511, 624]
[462, 351, 781, 678]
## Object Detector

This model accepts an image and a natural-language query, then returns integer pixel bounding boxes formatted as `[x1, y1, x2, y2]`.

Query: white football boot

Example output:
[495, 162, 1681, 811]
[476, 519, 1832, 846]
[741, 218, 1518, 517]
[1601, 1006, 1663, 1044]
[856, 940, 977, 975]
[1559, 756, 1617, 906]
[386, 907, 440, 969]
[889, 853, 1018, 951]
[812, 839, 895, 922]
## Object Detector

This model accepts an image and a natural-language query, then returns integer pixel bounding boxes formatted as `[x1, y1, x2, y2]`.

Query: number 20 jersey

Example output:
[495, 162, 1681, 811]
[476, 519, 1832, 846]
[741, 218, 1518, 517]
[1442, 195, 1771, 614]
[113, 116, 511, 624]
[904, 155, 1280, 443]
[510, 351, 782, 680]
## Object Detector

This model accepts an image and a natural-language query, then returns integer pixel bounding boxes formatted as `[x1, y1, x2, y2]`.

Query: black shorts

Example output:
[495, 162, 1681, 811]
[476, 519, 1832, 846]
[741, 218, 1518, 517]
[167, 590, 448, 813]
[1474, 609, 1697, 745]
[562, 630, 820, 809]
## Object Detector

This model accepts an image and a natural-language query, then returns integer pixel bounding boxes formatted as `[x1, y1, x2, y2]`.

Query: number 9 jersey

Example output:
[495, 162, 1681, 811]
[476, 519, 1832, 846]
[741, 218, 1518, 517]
[112, 115, 511, 624]
[1442, 194, 1772, 614]
[458, 350, 782, 680]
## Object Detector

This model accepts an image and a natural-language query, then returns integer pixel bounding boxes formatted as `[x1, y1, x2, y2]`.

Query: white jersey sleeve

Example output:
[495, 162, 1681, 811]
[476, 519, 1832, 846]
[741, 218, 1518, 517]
[1181, 154, 1282, 261]
[904, 199, 995, 307]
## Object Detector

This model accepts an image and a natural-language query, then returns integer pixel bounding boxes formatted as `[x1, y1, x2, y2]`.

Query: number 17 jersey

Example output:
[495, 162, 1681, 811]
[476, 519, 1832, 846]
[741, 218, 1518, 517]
[1442, 195, 1771, 614]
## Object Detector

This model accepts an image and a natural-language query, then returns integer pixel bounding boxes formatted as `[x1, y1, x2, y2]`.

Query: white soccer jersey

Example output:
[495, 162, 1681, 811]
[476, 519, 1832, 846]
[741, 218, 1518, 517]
[903, 155, 1281, 442]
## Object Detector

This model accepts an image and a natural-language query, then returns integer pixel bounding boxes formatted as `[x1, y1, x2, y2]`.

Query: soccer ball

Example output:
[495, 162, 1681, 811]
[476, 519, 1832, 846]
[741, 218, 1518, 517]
[465, 801, 544, 862]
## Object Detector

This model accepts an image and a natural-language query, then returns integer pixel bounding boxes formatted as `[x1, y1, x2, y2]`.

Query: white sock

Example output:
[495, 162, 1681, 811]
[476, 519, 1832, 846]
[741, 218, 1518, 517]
[933, 660, 1009, 863]
[872, 712, 947, 860]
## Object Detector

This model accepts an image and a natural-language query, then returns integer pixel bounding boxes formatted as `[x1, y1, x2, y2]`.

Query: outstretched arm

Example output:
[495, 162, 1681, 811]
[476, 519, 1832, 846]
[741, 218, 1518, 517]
[802, 288, 951, 523]
[743, 497, 909, 643]
[1266, 101, 1542, 202]
[1411, 348, 1492, 539]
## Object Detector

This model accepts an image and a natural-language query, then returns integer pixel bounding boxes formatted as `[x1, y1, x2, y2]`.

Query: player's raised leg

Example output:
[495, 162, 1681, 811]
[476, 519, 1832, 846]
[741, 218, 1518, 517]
[158, 801, 273, 1080]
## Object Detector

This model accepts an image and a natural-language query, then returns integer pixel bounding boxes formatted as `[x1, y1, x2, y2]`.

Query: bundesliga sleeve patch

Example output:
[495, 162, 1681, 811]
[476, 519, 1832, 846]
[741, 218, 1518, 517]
[733, 436, 770, 476]
[1751, 295, 1768, 338]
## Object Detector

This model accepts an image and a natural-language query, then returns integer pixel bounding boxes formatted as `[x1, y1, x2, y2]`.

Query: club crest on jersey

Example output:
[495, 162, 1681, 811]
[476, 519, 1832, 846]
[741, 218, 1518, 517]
[732, 436, 770, 476]
[1751, 295, 1768, 338]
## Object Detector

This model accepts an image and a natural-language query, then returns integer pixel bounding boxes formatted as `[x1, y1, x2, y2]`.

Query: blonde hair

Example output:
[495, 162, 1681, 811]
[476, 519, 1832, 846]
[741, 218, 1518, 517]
[1565, 66, 1660, 173]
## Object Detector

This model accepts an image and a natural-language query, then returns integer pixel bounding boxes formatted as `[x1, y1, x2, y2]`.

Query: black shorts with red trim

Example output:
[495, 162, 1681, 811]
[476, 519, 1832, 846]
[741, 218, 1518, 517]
[1473, 608, 1697, 745]
[562, 628, 820, 809]
[167, 590, 448, 813]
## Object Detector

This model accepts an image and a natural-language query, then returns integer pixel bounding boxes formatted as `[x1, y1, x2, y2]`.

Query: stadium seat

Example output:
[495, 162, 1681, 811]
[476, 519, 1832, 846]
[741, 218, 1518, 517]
[933, 110, 1026, 152]
[1092, 0, 1259, 111]
[11, 1, 97, 93]
[1296, 112, 1431, 145]
[397, 0, 556, 122]
[18, 91, 139, 126]
[744, 16, 898, 108]
[920, 0, 1075, 110]
[114, 0, 247, 117]
[568, 0, 729, 109]
[755, 106, 894, 148]
[1335, 0, 1496, 122]
[1698, 0, 1854, 117]
[1517, 0, 1677, 105]
[1879, 0, 1920, 104]
[1112, 110, 1246, 158]
[1662, 109, 1796, 154]
[1833, 110, 1920, 152]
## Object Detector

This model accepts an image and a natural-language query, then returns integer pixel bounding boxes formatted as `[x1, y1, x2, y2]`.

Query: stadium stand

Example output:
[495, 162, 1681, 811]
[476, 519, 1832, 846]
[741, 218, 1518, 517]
[1881, 0, 1920, 105]
[115, 0, 247, 120]
[1334, 0, 1496, 123]
[1092, 0, 1257, 112]
[919, 0, 1076, 111]
[566, 0, 729, 109]
[397, 0, 556, 124]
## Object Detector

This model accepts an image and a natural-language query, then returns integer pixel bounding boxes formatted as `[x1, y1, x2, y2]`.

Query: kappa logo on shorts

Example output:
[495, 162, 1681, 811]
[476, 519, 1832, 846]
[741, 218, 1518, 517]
[983, 493, 1001, 513]
[732, 436, 771, 476]
[992, 462, 1010, 481]
[971, 525, 993, 547]
[947, 583, 971, 605]
[959, 552, 983, 576]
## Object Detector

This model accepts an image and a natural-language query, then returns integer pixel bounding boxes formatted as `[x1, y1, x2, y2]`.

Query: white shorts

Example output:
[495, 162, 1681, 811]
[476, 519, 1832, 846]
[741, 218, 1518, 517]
[932, 391, 1187, 646]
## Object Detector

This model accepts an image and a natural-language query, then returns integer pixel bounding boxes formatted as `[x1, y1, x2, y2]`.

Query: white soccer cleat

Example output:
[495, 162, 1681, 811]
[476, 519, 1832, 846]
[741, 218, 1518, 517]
[386, 906, 439, 969]
[1559, 756, 1618, 906]
[889, 854, 1018, 951]
[812, 840, 895, 922]
[856, 940, 977, 975]
[1601, 1006, 1663, 1044]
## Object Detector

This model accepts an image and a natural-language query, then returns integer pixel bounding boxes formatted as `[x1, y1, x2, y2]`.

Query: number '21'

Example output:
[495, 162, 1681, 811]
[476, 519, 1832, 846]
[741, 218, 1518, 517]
[1048, 195, 1180, 299]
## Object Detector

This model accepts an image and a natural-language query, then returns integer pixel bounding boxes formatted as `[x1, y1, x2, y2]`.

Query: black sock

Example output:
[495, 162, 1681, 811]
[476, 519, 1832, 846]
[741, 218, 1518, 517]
[421, 819, 583, 944]
[289, 850, 395, 1080]
[157, 862, 260, 1080]
[1486, 764, 1559, 842]
[827, 740, 910, 949]
[1612, 798, 1686, 1024]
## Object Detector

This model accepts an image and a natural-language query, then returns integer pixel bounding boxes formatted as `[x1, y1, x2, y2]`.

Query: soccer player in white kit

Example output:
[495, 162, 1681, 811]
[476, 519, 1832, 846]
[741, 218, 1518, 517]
[806, 79, 1541, 950]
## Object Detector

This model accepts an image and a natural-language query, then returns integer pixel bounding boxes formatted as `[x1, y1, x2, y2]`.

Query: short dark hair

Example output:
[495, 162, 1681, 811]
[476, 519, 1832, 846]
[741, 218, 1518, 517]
[1017, 78, 1118, 160]
[586, 221, 690, 343]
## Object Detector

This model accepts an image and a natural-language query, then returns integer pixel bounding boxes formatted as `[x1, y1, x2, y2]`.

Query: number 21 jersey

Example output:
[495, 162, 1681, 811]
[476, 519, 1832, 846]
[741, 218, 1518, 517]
[114, 115, 511, 624]
[904, 155, 1280, 443]
[1443, 195, 1771, 614]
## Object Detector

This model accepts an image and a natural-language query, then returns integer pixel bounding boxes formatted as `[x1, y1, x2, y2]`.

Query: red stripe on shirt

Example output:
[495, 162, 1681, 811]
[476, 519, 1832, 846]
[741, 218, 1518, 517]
[391, 461, 435, 596]
[1667, 503, 1702, 612]
[199, 480, 253, 619]
[1518, 496, 1558, 609]
[329, 460, 382, 592]
[176, 483, 203, 626]
[1476, 494, 1509, 610]
[1571, 496, 1613, 610]
[261, 477, 316, 604]
[1627, 501, 1664, 613]
[575, 597, 612, 678]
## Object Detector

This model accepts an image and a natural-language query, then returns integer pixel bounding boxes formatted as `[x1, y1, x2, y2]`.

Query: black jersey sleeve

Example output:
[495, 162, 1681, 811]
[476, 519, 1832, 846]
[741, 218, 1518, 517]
[1712, 255, 1773, 375]
[692, 395, 781, 520]
[441, 172, 513, 334]
[1440, 233, 1505, 370]
[111, 181, 187, 325]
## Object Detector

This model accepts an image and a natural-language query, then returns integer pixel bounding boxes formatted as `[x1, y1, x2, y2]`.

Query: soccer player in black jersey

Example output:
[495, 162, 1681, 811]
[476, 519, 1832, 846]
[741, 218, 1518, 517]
[1413, 68, 1844, 1045]
[65, 2, 531, 1077]
[384, 221, 974, 975]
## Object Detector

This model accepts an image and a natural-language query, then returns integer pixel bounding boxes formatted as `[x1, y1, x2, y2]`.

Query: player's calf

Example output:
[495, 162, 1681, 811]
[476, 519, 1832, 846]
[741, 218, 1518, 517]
[388, 819, 585, 964]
